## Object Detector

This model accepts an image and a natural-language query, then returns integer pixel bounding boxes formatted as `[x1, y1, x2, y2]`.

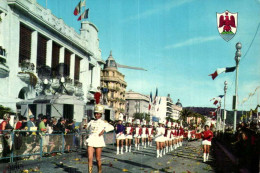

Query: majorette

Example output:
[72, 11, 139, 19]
[115, 113, 125, 155]
[125, 117, 133, 152]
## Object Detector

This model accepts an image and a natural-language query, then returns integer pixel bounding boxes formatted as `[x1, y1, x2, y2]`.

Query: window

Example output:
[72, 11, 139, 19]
[37, 34, 47, 69]
[74, 56, 81, 81]
[51, 42, 60, 76]
[64, 49, 71, 76]
[19, 24, 32, 64]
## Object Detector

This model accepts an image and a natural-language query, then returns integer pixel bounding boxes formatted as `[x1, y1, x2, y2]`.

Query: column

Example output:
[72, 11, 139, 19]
[59, 47, 65, 63]
[30, 31, 38, 73]
[70, 54, 75, 80]
[46, 40, 52, 67]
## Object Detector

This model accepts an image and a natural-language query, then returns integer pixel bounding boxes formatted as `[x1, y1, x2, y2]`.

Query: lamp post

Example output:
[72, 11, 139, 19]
[233, 42, 242, 133]
[223, 81, 228, 132]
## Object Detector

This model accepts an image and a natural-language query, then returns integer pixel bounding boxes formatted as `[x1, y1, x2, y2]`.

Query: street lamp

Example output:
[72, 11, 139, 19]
[233, 42, 242, 133]
[223, 81, 228, 132]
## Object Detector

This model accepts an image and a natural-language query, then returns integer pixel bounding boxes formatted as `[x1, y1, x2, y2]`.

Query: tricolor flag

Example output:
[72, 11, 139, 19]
[148, 92, 153, 111]
[77, 8, 89, 21]
[209, 66, 236, 80]
[153, 88, 158, 105]
[74, 0, 86, 16]
[212, 95, 224, 105]
[157, 97, 161, 111]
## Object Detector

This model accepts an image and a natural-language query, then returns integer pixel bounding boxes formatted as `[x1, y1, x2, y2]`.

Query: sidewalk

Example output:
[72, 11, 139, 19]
[1, 140, 216, 173]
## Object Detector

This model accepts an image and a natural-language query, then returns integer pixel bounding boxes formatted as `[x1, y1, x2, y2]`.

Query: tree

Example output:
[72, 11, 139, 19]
[0, 105, 13, 119]
[180, 108, 193, 123]
[133, 113, 150, 122]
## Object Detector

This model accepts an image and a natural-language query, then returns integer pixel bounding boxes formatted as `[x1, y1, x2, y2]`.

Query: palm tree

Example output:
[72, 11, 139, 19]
[180, 108, 193, 123]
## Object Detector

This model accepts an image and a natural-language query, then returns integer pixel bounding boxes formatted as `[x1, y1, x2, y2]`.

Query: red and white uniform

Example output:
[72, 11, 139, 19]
[165, 128, 172, 141]
[125, 126, 133, 139]
[134, 126, 142, 138]
[147, 127, 154, 138]
[171, 128, 176, 140]
[201, 130, 213, 145]
[179, 127, 184, 138]
[141, 127, 148, 138]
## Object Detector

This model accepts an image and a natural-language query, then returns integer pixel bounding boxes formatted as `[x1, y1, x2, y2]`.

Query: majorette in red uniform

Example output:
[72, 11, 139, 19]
[147, 121, 154, 147]
[141, 120, 148, 148]
[133, 119, 142, 150]
[201, 125, 213, 162]
[125, 118, 133, 153]
[179, 125, 184, 147]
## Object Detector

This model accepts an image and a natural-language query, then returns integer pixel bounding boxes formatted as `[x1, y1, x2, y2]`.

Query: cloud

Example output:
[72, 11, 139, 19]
[165, 36, 221, 49]
[124, 0, 194, 22]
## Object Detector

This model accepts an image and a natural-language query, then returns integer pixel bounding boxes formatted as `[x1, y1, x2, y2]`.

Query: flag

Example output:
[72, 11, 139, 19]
[77, 8, 89, 21]
[74, 0, 86, 16]
[212, 95, 224, 105]
[153, 88, 158, 105]
[209, 111, 216, 116]
[209, 66, 236, 80]
[157, 98, 161, 111]
[148, 92, 152, 111]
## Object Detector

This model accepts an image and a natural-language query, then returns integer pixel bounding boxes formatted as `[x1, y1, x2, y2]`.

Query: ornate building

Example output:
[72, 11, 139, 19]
[100, 51, 127, 119]
[0, 0, 103, 121]
[125, 90, 149, 120]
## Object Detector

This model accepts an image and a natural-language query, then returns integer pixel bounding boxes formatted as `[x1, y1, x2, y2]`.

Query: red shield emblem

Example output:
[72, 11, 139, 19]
[217, 10, 238, 42]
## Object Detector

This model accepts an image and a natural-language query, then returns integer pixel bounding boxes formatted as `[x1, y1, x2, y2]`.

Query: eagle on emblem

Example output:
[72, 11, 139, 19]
[218, 12, 236, 33]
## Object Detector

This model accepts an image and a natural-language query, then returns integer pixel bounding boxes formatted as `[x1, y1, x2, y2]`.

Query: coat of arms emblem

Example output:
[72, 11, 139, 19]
[217, 10, 238, 42]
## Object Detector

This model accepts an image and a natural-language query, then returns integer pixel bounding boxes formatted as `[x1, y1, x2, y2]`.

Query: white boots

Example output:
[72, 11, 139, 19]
[203, 153, 209, 162]
[125, 146, 128, 153]
[129, 146, 131, 152]
[117, 147, 119, 155]
[116, 146, 124, 155]
[156, 149, 160, 158]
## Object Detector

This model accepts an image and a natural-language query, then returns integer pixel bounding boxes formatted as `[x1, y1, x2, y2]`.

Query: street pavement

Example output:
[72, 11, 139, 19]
[1, 140, 219, 173]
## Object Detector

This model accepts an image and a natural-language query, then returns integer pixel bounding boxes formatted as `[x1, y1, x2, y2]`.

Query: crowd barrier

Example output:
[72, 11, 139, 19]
[0, 130, 115, 163]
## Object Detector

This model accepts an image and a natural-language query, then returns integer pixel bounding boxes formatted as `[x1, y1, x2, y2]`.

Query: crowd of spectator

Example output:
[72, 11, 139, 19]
[0, 113, 89, 161]
[216, 120, 260, 173]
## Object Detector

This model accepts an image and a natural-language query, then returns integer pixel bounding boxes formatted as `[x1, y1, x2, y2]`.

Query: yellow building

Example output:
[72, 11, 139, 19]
[101, 51, 127, 119]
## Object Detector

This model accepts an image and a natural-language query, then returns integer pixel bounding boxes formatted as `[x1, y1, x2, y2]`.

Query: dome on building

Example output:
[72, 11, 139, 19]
[104, 51, 117, 69]
[176, 99, 182, 107]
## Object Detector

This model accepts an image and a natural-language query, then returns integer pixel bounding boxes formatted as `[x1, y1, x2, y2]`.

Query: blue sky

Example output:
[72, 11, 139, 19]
[37, 0, 260, 111]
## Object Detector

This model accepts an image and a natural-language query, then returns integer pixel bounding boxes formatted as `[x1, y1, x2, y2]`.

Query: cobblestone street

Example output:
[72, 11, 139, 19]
[0, 140, 222, 173]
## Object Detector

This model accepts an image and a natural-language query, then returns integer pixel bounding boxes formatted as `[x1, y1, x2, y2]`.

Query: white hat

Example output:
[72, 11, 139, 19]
[119, 113, 124, 121]
[136, 119, 140, 125]
[149, 121, 153, 126]
[142, 120, 146, 125]
[94, 104, 104, 113]
[167, 122, 171, 127]
[127, 117, 133, 123]
[159, 119, 163, 124]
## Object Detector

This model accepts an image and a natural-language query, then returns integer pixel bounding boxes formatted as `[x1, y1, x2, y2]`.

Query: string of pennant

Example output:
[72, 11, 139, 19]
[241, 86, 260, 106]
[74, 0, 89, 21]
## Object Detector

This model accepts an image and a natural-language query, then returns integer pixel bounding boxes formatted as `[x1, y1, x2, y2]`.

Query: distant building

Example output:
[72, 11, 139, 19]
[100, 51, 127, 119]
[154, 94, 182, 121]
[125, 90, 149, 120]
[0, 0, 103, 121]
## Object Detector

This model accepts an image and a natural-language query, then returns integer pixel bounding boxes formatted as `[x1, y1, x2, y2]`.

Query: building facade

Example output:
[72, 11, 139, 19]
[0, 0, 103, 121]
[125, 90, 149, 120]
[100, 51, 127, 119]
[154, 95, 182, 121]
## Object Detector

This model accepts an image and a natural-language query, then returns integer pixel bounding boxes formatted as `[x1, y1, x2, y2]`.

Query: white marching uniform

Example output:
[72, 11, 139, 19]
[141, 127, 148, 138]
[147, 128, 154, 138]
[125, 127, 133, 139]
[171, 129, 176, 140]
[86, 119, 114, 147]
[154, 127, 165, 142]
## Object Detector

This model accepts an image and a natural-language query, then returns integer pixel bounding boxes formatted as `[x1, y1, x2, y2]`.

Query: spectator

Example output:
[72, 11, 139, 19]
[64, 119, 75, 152]
[39, 116, 48, 154]
[0, 114, 13, 157]
[23, 115, 38, 157]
